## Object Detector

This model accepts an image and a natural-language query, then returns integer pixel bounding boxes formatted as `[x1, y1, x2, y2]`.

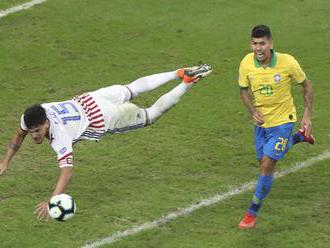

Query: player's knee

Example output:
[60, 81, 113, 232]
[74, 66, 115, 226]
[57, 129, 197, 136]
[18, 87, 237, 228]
[119, 85, 134, 100]
[260, 156, 277, 175]
[145, 107, 162, 125]
[125, 84, 138, 99]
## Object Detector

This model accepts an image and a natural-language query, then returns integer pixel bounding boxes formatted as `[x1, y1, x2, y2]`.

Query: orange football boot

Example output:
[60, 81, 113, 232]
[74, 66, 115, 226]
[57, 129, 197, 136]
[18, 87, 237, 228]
[177, 64, 212, 84]
[238, 213, 257, 229]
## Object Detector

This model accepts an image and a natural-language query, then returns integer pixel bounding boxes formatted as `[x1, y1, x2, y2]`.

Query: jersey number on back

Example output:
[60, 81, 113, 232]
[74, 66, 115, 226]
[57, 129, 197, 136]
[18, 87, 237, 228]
[51, 102, 81, 125]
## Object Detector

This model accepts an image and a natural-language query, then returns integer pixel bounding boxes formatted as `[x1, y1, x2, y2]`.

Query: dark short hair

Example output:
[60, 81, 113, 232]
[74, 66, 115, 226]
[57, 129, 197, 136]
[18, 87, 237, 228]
[23, 104, 47, 129]
[251, 25, 272, 39]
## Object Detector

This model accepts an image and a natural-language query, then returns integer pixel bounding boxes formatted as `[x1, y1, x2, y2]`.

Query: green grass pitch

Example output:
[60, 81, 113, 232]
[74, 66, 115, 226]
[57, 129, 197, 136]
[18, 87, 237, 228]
[0, 0, 330, 247]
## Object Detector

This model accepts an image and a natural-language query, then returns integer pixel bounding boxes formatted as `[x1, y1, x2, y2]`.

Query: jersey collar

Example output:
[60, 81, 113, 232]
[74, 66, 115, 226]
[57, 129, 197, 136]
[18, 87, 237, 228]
[254, 49, 277, 68]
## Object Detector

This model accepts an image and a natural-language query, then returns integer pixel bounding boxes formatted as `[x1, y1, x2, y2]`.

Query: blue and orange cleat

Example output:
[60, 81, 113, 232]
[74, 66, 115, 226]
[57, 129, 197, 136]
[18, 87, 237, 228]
[238, 212, 257, 229]
[177, 64, 213, 84]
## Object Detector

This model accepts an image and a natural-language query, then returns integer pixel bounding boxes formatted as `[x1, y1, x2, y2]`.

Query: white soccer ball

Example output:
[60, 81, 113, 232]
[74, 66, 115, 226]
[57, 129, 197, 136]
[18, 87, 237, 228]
[48, 194, 76, 221]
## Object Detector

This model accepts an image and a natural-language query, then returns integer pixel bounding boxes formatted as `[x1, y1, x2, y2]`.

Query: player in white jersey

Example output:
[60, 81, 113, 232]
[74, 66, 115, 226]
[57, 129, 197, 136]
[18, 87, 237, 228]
[0, 64, 212, 220]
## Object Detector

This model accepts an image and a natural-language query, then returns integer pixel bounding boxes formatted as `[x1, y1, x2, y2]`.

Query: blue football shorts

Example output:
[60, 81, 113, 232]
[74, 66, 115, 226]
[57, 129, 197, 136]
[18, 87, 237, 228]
[254, 122, 294, 161]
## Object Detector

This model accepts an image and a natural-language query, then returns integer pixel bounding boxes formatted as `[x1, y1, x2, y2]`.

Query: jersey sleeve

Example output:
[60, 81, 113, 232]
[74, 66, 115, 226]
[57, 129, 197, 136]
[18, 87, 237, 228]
[50, 133, 74, 168]
[289, 56, 306, 84]
[20, 115, 28, 131]
[238, 59, 250, 88]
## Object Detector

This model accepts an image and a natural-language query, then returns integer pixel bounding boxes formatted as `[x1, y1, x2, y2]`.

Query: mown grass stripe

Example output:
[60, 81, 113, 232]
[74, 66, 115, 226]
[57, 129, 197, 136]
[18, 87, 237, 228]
[82, 150, 330, 248]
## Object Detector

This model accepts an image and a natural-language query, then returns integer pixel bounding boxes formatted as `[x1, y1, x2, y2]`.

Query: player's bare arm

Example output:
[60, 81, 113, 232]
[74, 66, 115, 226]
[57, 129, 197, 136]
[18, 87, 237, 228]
[35, 167, 73, 220]
[52, 167, 73, 197]
[0, 128, 27, 175]
[301, 78, 313, 136]
[240, 87, 264, 126]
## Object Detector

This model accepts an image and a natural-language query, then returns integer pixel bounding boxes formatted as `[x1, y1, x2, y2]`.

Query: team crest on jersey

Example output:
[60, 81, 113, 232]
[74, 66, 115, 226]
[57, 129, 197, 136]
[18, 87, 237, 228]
[59, 147, 67, 155]
[274, 73, 281, 83]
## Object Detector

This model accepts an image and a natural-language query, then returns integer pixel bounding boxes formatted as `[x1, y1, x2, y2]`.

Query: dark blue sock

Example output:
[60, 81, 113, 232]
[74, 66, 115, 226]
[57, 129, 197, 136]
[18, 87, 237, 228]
[291, 132, 304, 145]
[248, 175, 274, 216]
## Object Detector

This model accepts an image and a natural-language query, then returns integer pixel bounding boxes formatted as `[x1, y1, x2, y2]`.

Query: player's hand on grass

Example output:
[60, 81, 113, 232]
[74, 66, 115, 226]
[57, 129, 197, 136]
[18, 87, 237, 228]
[0, 160, 9, 176]
[252, 111, 265, 126]
[35, 201, 50, 221]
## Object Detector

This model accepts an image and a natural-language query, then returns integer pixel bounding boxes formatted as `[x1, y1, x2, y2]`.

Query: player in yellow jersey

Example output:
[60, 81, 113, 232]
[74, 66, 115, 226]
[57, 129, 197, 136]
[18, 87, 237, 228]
[238, 25, 314, 229]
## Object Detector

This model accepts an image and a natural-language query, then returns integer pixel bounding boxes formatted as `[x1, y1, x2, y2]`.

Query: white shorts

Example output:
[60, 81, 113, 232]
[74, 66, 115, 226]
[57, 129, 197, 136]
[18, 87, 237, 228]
[89, 85, 147, 133]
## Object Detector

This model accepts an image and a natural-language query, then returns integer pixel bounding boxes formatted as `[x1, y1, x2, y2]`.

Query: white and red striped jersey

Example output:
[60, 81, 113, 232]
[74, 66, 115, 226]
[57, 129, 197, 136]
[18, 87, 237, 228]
[73, 93, 106, 141]
[20, 85, 146, 168]
[21, 94, 106, 168]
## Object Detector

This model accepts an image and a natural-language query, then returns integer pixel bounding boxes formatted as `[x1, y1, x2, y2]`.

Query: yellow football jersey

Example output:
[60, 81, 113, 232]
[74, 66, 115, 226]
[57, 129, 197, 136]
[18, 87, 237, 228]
[238, 50, 306, 128]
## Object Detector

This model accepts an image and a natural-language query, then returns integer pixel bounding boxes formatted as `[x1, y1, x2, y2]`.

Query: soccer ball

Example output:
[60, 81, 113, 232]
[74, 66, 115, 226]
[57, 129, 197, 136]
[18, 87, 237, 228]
[48, 194, 76, 221]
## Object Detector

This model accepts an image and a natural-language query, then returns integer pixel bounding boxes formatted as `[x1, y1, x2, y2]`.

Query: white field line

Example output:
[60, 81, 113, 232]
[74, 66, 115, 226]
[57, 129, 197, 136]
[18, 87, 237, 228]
[82, 150, 330, 248]
[0, 0, 47, 19]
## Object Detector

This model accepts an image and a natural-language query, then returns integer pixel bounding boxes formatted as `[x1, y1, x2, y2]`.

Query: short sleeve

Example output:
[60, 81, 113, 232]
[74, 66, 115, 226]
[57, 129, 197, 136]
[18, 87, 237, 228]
[58, 154, 73, 168]
[289, 56, 306, 84]
[238, 60, 250, 88]
[50, 132, 74, 168]
[20, 115, 28, 131]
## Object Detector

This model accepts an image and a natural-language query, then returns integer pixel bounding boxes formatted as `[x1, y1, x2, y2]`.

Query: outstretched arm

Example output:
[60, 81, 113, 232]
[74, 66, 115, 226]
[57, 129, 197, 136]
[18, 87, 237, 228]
[240, 87, 264, 126]
[52, 166, 73, 197]
[35, 166, 73, 220]
[300, 79, 313, 136]
[0, 128, 27, 175]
